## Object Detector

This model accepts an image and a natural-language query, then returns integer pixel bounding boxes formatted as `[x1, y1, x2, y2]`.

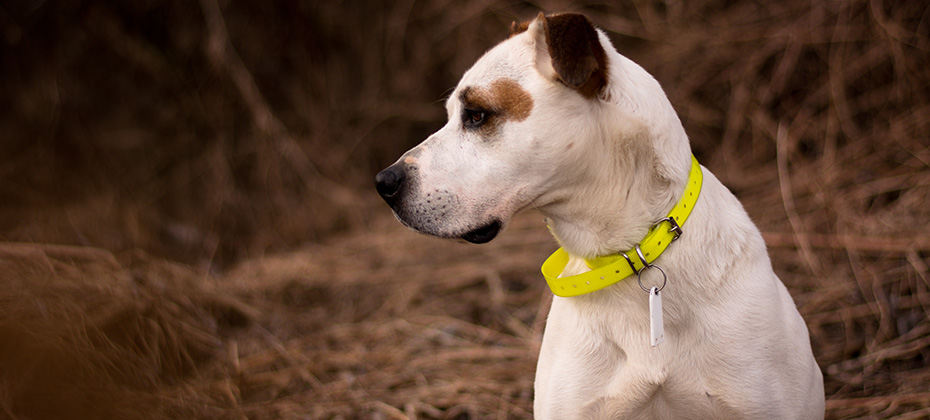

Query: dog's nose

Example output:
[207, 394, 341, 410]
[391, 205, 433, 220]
[375, 164, 406, 205]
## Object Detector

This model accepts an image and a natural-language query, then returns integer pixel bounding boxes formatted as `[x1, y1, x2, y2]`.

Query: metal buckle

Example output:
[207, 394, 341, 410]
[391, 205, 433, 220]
[653, 217, 682, 241]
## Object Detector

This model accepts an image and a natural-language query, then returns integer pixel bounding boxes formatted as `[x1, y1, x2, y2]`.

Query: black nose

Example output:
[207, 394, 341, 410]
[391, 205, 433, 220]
[375, 164, 406, 205]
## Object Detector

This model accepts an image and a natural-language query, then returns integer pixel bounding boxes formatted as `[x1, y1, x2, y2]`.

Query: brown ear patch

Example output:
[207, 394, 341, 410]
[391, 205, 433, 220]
[542, 13, 607, 99]
[509, 20, 531, 37]
[460, 78, 534, 134]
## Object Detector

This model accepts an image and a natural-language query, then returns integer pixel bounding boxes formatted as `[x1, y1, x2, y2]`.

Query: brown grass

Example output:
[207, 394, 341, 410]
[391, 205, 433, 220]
[0, 0, 928, 418]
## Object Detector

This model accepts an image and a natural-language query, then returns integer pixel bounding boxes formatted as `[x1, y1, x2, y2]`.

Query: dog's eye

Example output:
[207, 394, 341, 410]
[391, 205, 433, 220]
[463, 108, 488, 128]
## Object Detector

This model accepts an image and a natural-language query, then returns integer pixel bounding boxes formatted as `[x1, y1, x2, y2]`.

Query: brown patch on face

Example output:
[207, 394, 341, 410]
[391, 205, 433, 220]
[488, 78, 534, 121]
[460, 78, 534, 135]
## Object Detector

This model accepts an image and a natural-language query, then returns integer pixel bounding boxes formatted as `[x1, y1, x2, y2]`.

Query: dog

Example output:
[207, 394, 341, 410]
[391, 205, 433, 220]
[375, 12, 824, 419]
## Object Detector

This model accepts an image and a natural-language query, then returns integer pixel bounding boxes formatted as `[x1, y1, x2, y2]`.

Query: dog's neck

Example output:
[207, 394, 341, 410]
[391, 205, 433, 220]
[541, 102, 692, 258]
[541, 151, 688, 259]
[537, 46, 694, 259]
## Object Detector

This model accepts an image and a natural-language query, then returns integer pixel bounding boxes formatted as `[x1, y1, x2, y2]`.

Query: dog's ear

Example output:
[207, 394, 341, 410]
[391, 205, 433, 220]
[509, 20, 530, 37]
[527, 12, 607, 99]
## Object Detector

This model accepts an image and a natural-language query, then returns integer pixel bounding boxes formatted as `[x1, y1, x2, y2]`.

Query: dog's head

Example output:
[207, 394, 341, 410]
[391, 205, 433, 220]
[375, 13, 619, 243]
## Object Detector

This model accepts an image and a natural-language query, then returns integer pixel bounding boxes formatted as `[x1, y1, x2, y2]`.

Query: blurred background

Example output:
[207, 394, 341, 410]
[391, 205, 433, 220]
[1, 0, 928, 418]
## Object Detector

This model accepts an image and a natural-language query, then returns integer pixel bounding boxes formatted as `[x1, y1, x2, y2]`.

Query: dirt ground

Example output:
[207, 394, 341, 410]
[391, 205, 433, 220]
[1, 1, 929, 419]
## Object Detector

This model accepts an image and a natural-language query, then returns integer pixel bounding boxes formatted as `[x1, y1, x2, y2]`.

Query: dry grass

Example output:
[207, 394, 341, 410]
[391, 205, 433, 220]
[1, 0, 928, 419]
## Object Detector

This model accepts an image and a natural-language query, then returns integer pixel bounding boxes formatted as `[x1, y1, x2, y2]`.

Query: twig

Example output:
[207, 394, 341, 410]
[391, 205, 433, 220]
[762, 232, 930, 253]
[198, 0, 332, 191]
[371, 401, 411, 420]
[775, 120, 822, 276]
[255, 325, 330, 397]
[199, 0, 285, 140]
[825, 392, 930, 409]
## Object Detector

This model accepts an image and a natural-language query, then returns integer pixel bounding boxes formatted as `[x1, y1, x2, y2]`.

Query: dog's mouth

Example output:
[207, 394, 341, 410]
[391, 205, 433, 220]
[460, 220, 502, 244]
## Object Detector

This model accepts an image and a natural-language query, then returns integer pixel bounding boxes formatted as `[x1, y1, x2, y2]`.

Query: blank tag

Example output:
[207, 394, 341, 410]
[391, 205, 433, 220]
[649, 287, 664, 347]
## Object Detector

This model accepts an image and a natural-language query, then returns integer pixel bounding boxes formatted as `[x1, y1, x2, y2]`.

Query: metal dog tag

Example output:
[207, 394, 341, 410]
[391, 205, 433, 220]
[649, 286, 664, 347]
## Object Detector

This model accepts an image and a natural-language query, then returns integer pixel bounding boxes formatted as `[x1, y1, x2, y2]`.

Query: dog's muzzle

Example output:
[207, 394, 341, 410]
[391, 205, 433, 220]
[374, 163, 502, 244]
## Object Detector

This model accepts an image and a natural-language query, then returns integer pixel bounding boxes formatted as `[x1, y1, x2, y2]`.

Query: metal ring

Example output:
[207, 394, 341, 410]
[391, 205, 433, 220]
[637, 263, 668, 293]
[634, 244, 651, 269]
[621, 252, 639, 275]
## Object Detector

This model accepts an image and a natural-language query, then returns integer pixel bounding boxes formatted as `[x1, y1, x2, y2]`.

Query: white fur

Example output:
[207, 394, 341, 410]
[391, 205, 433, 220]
[384, 14, 824, 419]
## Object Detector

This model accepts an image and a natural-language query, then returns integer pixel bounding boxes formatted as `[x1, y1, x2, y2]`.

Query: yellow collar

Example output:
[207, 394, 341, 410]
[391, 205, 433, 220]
[541, 155, 703, 297]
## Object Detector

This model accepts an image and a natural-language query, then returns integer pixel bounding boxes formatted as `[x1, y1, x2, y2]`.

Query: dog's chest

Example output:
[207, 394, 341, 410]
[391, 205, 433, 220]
[537, 356, 721, 420]
[536, 295, 725, 420]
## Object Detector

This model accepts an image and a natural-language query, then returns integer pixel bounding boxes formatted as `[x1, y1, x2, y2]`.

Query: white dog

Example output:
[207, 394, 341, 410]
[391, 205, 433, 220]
[376, 12, 824, 419]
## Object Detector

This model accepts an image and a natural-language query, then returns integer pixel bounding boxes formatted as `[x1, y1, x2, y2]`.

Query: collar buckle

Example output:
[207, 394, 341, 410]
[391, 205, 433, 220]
[653, 216, 682, 241]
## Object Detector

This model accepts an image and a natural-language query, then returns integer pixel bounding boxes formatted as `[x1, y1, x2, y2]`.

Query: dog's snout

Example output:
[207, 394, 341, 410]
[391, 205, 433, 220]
[375, 164, 406, 205]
